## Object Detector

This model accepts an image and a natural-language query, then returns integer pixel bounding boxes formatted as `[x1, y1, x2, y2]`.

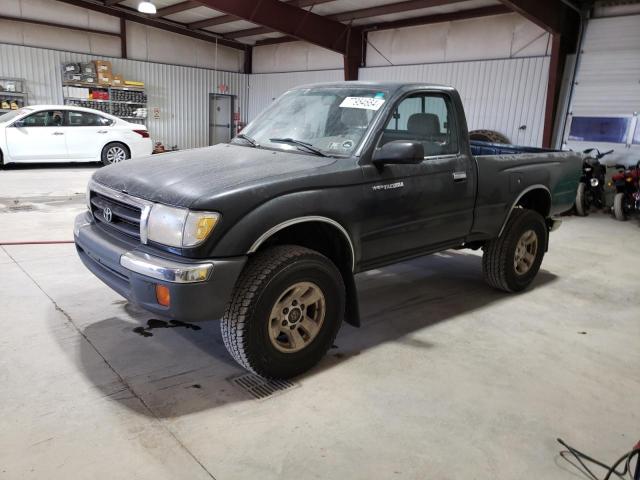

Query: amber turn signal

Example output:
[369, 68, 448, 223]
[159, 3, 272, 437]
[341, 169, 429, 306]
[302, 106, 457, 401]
[155, 284, 171, 307]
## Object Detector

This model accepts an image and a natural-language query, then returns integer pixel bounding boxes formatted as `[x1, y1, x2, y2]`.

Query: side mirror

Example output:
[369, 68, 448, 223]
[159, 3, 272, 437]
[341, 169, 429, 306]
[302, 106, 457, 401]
[372, 140, 424, 166]
[13, 120, 25, 128]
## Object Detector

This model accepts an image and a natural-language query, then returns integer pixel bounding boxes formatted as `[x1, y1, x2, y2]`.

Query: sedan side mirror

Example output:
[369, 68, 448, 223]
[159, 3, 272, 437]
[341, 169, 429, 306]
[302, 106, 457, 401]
[372, 140, 424, 166]
[13, 120, 25, 128]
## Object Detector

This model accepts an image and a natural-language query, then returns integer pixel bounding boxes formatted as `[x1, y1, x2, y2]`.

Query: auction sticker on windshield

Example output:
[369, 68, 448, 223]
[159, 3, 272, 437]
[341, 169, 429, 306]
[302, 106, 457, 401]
[340, 97, 385, 110]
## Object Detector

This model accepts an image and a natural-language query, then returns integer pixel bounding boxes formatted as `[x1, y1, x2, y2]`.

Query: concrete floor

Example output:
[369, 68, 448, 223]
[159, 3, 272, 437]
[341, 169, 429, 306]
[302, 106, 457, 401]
[1, 165, 639, 479]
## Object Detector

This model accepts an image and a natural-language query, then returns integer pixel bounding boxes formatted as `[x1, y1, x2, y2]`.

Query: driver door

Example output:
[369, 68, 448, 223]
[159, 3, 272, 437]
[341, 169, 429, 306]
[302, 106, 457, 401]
[6, 109, 68, 162]
[358, 91, 476, 268]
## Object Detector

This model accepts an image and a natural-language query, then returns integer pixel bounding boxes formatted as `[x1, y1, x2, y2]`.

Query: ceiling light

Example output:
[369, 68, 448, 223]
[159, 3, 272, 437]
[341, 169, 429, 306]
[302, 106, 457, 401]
[138, 1, 157, 14]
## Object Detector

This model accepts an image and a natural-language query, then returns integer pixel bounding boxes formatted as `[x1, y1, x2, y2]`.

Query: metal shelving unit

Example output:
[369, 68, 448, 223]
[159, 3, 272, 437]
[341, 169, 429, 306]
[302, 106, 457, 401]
[62, 82, 147, 123]
[0, 78, 28, 114]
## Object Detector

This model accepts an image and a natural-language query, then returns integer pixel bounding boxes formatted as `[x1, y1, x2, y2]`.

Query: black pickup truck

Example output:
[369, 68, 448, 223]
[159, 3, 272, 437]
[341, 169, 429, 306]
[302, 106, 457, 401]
[74, 82, 582, 378]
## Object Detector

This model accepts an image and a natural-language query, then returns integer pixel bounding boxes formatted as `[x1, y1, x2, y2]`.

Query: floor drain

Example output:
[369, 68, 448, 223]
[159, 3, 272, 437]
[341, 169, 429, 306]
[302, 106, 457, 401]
[230, 373, 298, 400]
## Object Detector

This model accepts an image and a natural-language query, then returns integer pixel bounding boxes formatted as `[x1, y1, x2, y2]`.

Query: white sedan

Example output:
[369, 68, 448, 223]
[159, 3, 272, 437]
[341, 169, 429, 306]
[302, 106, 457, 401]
[0, 105, 152, 167]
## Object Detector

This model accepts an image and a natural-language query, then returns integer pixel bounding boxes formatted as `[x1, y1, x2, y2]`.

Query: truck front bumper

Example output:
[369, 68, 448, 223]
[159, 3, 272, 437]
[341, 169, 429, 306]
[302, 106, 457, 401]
[74, 212, 247, 322]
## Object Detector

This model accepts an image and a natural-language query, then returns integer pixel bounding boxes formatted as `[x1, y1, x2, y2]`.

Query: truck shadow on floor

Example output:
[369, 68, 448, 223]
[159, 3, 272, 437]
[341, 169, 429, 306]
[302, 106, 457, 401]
[77, 250, 557, 418]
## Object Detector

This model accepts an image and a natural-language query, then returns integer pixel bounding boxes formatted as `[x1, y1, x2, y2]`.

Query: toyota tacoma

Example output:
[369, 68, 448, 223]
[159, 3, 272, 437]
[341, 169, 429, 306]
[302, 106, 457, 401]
[74, 82, 582, 378]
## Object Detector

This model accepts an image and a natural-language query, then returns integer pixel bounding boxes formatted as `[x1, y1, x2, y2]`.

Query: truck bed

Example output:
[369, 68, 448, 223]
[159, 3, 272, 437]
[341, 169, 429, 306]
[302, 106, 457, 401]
[468, 140, 582, 240]
[470, 140, 558, 156]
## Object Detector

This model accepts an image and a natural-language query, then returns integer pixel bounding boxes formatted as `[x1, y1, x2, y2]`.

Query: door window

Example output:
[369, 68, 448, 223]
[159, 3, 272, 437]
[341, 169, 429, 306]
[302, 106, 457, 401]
[66, 111, 113, 127]
[380, 93, 458, 156]
[21, 110, 65, 127]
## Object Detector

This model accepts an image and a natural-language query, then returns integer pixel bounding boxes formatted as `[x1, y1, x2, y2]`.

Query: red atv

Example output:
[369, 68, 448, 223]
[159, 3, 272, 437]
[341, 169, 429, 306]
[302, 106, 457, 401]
[610, 161, 640, 221]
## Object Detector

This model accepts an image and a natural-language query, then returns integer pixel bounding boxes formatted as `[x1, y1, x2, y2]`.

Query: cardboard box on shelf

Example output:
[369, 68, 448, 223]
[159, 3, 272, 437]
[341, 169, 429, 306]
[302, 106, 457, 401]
[112, 74, 124, 86]
[82, 75, 96, 84]
[97, 73, 112, 86]
[94, 60, 112, 74]
[124, 80, 144, 87]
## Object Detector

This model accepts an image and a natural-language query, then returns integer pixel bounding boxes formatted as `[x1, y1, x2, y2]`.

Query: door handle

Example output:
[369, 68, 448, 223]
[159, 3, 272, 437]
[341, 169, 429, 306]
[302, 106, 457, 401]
[97, 130, 108, 134]
[452, 171, 467, 182]
[52, 132, 64, 136]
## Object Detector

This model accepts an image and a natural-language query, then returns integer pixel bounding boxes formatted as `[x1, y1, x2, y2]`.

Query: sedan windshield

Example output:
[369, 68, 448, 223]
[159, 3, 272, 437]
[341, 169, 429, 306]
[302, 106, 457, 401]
[0, 108, 31, 124]
[236, 87, 388, 156]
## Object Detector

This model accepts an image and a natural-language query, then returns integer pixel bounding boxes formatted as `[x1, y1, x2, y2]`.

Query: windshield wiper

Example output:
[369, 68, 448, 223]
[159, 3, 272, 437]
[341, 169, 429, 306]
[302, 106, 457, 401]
[269, 137, 327, 157]
[235, 133, 259, 147]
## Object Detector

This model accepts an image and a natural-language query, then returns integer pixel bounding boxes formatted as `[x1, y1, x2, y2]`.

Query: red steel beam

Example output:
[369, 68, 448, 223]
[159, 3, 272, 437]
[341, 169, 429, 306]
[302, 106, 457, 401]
[0, 13, 120, 36]
[55, 0, 247, 50]
[156, 0, 202, 17]
[542, 34, 564, 148]
[498, 0, 577, 35]
[120, 16, 127, 58]
[193, 0, 356, 55]
[255, 5, 511, 46]
[226, 0, 468, 39]
[187, 0, 337, 30]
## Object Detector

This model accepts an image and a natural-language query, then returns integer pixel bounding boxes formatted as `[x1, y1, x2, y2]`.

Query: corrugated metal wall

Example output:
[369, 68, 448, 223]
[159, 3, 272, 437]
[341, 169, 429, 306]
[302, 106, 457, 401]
[360, 56, 550, 147]
[248, 70, 343, 121]
[0, 43, 248, 149]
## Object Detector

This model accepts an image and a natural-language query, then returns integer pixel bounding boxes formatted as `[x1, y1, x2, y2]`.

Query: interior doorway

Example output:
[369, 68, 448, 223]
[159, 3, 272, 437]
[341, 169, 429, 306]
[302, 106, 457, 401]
[209, 94, 235, 145]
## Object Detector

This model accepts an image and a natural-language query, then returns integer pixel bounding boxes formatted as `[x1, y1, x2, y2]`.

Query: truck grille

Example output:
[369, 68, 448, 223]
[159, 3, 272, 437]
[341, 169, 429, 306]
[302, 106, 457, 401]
[90, 190, 142, 240]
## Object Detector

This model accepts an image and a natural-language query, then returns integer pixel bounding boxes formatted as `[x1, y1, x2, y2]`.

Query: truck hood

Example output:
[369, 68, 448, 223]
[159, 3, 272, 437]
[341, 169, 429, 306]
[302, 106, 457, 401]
[92, 143, 338, 208]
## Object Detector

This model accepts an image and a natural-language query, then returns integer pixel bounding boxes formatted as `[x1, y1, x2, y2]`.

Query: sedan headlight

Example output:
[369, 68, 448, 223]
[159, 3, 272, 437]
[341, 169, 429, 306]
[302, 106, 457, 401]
[147, 204, 220, 247]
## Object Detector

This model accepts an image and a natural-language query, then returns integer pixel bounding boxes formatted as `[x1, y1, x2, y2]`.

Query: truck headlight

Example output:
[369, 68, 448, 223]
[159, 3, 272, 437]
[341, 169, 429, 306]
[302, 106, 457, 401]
[147, 205, 220, 247]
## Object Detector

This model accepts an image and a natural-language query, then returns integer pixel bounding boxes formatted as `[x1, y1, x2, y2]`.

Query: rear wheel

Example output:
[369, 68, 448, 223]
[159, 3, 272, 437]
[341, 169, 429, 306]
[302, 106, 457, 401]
[221, 245, 345, 379]
[101, 142, 130, 166]
[482, 209, 547, 293]
[613, 192, 627, 221]
[575, 182, 588, 216]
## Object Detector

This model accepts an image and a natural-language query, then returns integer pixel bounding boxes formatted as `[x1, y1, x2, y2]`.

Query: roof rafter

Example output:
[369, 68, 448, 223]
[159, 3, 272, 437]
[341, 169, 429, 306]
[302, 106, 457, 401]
[225, 0, 468, 39]
[56, 0, 247, 50]
[187, 0, 337, 30]
[156, 0, 202, 17]
[193, 0, 359, 54]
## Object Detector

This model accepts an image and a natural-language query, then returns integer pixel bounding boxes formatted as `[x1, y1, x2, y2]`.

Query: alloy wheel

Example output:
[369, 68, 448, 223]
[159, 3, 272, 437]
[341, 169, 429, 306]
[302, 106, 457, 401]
[514, 229, 538, 275]
[268, 281, 326, 353]
[106, 146, 127, 163]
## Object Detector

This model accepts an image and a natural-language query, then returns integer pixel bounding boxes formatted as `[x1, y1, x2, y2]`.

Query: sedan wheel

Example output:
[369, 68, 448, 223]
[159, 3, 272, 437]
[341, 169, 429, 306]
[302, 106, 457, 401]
[106, 146, 127, 163]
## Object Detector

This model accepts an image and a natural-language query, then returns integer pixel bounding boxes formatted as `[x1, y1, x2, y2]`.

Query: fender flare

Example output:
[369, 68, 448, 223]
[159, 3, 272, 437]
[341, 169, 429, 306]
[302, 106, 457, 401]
[498, 184, 551, 237]
[248, 215, 356, 272]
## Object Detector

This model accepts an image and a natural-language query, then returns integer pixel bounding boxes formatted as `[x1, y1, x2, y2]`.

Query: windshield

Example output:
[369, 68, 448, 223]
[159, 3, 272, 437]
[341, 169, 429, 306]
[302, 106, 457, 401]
[236, 87, 388, 156]
[0, 108, 31, 124]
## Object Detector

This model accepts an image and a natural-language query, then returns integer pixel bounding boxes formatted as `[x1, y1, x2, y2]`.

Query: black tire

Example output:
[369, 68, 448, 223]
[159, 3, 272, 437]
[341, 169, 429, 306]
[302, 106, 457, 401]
[469, 129, 510, 144]
[482, 209, 547, 293]
[221, 245, 345, 379]
[575, 182, 588, 216]
[101, 142, 130, 166]
[613, 192, 627, 221]
[0, 148, 4, 169]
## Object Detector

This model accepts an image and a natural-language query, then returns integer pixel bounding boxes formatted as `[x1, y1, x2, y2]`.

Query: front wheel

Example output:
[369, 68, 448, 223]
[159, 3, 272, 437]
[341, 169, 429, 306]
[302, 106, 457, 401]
[482, 209, 547, 293]
[221, 245, 345, 379]
[575, 182, 588, 216]
[613, 192, 627, 221]
[101, 142, 130, 166]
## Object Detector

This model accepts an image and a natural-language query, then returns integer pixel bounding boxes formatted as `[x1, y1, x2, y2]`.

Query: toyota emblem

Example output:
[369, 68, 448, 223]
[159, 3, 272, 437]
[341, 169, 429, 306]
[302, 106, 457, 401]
[103, 207, 113, 223]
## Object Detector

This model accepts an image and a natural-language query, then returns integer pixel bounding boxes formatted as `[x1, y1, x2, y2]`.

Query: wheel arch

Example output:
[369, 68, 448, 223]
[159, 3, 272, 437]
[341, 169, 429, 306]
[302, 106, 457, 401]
[248, 217, 360, 327]
[102, 141, 131, 157]
[499, 185, 552, 237]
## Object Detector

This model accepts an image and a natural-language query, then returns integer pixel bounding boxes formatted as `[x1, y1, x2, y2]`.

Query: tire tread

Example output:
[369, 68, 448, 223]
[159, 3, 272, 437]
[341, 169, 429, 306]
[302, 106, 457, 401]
[221, 245, 342, 377]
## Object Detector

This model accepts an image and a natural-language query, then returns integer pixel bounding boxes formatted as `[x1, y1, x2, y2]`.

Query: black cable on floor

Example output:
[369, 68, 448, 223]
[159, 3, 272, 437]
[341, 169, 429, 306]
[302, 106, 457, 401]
[558, 438, 640, 480]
